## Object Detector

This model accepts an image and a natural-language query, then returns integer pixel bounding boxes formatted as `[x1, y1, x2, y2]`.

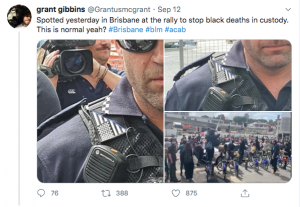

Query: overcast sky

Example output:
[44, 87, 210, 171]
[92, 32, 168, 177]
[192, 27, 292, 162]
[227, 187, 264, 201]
[188, 112, 291, 121]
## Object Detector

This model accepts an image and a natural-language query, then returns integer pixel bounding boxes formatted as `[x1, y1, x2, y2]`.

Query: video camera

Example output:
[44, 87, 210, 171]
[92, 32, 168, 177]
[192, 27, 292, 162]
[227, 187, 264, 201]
[39, 40, 95, 78]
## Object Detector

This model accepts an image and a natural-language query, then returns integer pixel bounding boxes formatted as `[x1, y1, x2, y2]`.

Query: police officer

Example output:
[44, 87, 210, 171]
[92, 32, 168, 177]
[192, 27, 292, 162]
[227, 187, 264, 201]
[37, 40, 164, 183]
[165, 40, 291, 111]
[43, 40, 125, 109]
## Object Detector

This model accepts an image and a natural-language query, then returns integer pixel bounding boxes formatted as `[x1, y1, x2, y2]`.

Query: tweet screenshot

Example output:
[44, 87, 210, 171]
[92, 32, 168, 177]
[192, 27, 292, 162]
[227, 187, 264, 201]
[1, 0, 299, 206]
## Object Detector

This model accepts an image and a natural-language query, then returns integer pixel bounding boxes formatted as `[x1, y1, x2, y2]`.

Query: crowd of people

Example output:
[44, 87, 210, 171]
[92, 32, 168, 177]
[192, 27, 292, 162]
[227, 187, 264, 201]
[165, 129, 220, 182]
[165, 131, 291, 182]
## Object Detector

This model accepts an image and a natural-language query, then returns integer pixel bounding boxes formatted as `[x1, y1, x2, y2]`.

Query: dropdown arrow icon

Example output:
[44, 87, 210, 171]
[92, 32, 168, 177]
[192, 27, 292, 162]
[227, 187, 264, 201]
[286, 8, 291, 11]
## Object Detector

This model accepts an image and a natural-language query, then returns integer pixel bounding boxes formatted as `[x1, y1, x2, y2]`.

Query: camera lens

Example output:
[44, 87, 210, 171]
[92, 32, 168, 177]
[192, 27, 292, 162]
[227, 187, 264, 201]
[64, 52, 86, 74]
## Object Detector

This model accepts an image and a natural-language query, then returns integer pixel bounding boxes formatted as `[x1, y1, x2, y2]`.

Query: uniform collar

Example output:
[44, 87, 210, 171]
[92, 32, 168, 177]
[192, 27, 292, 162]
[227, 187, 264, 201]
[220, 40, 248, 69]
[100, 77, 143, 117]
[220, 40, 292, 88]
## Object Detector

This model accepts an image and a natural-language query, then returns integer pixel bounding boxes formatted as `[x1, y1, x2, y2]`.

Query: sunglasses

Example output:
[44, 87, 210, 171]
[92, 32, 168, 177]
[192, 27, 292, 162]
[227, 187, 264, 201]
[117, 40, 157, 53]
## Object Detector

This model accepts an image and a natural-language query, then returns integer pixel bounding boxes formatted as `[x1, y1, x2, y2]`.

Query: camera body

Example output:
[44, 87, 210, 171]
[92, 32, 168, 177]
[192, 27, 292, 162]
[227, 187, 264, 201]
[40, 40, 95, 78]
[52, 49, 93, 77]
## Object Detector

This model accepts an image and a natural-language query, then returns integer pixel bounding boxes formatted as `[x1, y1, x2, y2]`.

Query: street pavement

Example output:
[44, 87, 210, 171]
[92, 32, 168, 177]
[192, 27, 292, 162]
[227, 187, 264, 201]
[167, 153, 291, 183]
[166, 134, 291, 183]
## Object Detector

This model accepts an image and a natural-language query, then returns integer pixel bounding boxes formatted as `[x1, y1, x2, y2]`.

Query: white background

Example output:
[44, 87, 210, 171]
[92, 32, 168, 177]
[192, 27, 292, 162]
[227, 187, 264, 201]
[1, 0, 299, 206]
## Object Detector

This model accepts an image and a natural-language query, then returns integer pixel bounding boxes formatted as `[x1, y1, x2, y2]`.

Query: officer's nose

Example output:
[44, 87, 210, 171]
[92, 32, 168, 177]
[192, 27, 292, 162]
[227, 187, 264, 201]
[151, 40, 164, 66]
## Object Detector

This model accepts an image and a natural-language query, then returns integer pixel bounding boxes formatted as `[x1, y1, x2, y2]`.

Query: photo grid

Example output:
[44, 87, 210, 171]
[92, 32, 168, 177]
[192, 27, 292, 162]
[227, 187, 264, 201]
[37, 40, 164, 183]
[164, 39, 291, 183]
[36, 39, 291, 184]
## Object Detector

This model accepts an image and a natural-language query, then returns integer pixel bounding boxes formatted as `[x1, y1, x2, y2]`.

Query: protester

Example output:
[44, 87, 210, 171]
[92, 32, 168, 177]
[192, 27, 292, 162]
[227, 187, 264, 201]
[165, 138, 171, 149]
[165, 148, 169, 182]
[196, 133, 201, 142]
[181, 143, 194, 182]
[263, 140, 270, 154]
[205, 129, 220, 162]
[271, 140, 280, 174]
[188, 136, 193, 145]
[194, 141, 204, 166]
[239, 137, 246, 164]
[177, 140, 187, 176]
[228, 140, 235, 159]
[251, 142, 257, 154]
[168, 141, 181, 182]
[283, 141, 291, 170]
[255, 137, 261, 151]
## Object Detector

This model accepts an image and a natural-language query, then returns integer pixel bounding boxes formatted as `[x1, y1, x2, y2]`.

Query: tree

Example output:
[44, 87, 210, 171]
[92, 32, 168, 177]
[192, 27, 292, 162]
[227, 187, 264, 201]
[217, 114, 225, 119]
[268, 119, 275, 126]
[233, 116, 247, 125]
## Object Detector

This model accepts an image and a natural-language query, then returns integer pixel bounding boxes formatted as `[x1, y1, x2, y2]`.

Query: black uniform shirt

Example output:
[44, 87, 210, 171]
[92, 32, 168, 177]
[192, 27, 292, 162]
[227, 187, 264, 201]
[37, 77, 162, 183]
[57, 65, 125, 109]
[165, 40, 291, 111]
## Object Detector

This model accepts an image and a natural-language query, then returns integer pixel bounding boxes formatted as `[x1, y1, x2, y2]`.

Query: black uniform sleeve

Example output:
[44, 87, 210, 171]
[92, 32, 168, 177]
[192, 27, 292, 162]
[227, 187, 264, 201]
[37, 155, 51, 183]
[165, 85, 182, 110]
[37, 115, 92, 183]
[37, 70, 61, 126]
[165, 63, 212, 111]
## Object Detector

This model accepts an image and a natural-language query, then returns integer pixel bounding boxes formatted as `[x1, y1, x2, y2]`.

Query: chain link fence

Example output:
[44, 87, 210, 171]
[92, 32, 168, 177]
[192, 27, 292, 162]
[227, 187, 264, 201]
[165, 39, 237, 93]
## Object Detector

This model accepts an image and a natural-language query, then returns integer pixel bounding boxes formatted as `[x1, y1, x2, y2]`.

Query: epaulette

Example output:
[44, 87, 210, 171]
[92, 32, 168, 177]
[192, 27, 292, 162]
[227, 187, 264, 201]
[37, 98, 87, 139]
[173, 53, 214, 81]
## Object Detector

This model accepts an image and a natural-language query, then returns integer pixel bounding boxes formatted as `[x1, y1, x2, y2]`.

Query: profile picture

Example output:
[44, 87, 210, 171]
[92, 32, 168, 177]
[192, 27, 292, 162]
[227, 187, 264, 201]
[7, 5, 31, 28]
